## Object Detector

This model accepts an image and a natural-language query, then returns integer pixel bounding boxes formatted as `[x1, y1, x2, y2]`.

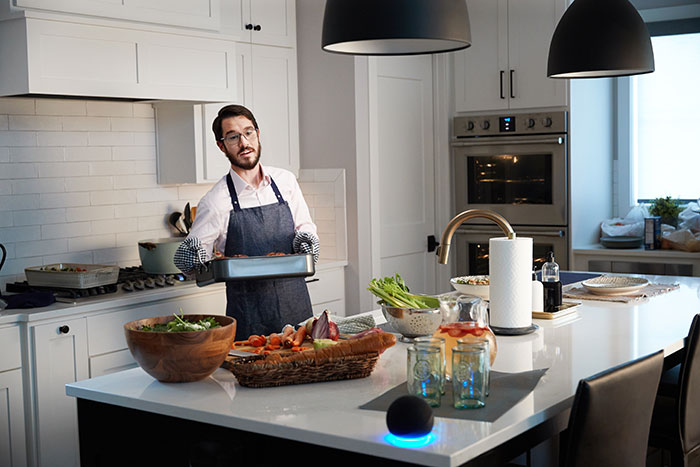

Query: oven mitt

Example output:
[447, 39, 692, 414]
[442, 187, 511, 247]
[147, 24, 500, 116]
[1, 291, 56, 309]
[173, 236, 208, 273]
[293, 231, 320, 263]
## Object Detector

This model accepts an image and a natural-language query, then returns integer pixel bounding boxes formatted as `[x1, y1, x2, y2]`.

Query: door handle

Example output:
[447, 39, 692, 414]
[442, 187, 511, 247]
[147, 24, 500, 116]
[452, 136, 563, 147]
[500, 70, 505, 99]
[305, 278, 320, 284]
[510, 69, 515, 99]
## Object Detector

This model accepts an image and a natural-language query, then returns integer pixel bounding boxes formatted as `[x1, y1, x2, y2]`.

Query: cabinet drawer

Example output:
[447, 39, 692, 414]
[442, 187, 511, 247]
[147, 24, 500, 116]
[307, 268, 345, 306]
[0, 326, 21, 373]
[89, 349, 138, 378]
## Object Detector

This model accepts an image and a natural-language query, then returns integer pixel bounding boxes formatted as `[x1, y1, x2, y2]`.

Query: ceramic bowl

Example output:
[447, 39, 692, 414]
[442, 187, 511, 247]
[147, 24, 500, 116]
[124, 314, 236, 382]
[450, 275, 490, 300]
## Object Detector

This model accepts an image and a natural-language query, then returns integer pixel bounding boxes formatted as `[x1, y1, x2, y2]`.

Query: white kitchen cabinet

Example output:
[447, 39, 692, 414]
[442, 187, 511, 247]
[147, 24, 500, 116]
[0, 326, 27, 467]
[308, 266, 346, 317]
[221, 0, 296, 47]
[30, 317, 88, 467]
[0, 16, 238, 102]
[10, 0, 220, 31]
[454, 0, 568, 112]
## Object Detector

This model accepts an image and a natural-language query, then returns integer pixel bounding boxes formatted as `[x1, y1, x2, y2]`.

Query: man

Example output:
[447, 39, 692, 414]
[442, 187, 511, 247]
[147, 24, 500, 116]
[174, 104, 319, 340]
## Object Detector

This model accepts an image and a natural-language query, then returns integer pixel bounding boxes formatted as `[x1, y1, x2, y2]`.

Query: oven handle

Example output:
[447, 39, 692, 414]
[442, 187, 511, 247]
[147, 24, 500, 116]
[451, 136, 563, 147]
[456, 228, 566, 238]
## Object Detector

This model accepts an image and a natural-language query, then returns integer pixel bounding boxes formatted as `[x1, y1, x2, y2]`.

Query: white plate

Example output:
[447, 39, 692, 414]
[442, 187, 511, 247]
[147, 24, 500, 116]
[450, 275, 489, 299]
[581, 275, 649, 296]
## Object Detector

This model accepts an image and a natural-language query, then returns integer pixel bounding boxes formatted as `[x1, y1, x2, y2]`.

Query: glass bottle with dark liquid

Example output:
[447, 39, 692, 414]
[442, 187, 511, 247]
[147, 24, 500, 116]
[541, 251, 562, 312]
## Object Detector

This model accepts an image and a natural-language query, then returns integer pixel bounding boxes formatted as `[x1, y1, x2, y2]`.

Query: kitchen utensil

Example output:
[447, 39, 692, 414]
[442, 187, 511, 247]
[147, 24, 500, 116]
[380, 303, 442, 341]
[168, 212, 187, 236]
[25, 263, 119, 289]
[196, 253, 315, 286]
[138, 238, 184, 274]
[184, 202, 193, 231]
[600, 236, 644, 249]
[450, 275, 490, 299]
[581, 275, 649, 296]
[124, 314, 236, 383]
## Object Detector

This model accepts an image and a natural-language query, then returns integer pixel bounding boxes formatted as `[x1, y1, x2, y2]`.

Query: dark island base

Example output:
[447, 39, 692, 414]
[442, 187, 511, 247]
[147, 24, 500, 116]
[77, 396, 571, 467]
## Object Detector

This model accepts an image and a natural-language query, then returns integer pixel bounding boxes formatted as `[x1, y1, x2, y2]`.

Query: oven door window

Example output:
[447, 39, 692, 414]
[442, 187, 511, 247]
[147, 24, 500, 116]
[468, 243, 556, 276]
[467, 154, 552, 205]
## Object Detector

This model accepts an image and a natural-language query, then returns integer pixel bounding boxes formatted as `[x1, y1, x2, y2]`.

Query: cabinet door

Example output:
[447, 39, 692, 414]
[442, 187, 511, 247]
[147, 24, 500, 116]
[89, 350, 138, 378]
[249, 0, 296, 47]
[507, 0, 568, 109]
[32, 318, 88, 467]
[0, 369, 27, 467]
[250, 44, 300, 175]
[454, 0, 509, 112]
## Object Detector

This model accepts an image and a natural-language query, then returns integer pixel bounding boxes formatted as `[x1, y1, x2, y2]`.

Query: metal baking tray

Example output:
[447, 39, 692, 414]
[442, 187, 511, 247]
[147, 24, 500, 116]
[196, 253, 315, 286]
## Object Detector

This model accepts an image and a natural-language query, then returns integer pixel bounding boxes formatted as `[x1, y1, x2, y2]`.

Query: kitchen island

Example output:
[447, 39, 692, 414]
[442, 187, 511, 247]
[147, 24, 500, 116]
[66, 274, 700, 467]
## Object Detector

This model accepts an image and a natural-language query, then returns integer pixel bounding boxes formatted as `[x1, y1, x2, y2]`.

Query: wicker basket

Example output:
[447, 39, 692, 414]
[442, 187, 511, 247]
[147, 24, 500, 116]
[223, 352, 380, 388]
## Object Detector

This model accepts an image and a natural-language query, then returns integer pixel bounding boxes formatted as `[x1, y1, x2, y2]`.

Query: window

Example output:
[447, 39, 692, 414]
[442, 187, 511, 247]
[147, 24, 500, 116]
[616, 27, 700, 214]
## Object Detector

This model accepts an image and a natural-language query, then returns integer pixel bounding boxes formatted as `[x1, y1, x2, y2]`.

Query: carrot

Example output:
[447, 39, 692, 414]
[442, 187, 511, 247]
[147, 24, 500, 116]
[249, 335, 266, 347]
[233, 340, 250, 347]
[291, 346, 306, 352]
[268, 333, 282, 346]
[290, 326, 307, 347]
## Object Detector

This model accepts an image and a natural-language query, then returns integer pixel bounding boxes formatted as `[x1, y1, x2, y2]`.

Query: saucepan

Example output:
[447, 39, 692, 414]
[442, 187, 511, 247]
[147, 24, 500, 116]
[138, 238, 184, 274]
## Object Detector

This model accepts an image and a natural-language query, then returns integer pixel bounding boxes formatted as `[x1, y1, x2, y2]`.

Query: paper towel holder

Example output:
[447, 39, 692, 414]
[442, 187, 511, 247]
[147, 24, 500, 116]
[436, 209, 516, 264]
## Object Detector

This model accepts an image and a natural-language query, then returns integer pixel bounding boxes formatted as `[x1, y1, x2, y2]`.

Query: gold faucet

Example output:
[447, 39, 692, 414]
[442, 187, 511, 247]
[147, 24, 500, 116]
[436, 209, 516, 264]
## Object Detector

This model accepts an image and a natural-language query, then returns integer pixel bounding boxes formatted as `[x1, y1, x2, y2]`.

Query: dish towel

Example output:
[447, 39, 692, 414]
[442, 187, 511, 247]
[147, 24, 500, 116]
[563, 282, 680, 303]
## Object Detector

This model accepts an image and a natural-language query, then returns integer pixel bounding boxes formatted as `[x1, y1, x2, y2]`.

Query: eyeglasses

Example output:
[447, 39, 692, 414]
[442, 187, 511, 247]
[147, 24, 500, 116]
[220, 127, 258, 146]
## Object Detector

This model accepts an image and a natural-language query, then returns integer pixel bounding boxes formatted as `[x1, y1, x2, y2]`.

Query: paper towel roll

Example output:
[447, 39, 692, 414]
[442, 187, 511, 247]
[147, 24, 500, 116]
[489, 237, 533, 329]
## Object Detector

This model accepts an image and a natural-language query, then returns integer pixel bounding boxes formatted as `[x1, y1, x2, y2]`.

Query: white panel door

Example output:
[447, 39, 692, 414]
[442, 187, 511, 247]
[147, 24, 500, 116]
[507, 0, 568, 109]
[454, 0, 509, 112]
[371, 55, 437, 295]
[249, 0, 296, 47]
[32, 318, 89, 467]
[250, 44, 300, 175]
[0, 369, 27, 467]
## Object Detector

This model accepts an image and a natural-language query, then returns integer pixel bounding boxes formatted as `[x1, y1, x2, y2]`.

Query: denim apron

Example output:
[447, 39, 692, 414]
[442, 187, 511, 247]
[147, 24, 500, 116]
[224, 173, 312, 340]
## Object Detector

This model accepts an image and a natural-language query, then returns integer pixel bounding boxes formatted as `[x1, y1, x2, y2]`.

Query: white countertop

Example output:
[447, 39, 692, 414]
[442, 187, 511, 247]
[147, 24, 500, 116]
[66, 274, 700, 467]
[0, 259, 346, 326]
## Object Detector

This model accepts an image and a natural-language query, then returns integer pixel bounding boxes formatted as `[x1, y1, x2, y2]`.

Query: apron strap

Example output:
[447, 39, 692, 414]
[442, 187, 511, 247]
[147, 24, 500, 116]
[226, 173, 286, 212]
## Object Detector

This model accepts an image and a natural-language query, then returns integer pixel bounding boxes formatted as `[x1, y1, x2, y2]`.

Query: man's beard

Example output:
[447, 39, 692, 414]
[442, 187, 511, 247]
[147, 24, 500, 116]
[225, 142, 262, 170]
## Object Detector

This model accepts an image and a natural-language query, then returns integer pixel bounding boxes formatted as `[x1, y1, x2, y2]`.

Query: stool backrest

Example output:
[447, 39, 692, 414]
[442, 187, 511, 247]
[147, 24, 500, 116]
[679, 314, 700, 455]
[563, 349, 664, 467]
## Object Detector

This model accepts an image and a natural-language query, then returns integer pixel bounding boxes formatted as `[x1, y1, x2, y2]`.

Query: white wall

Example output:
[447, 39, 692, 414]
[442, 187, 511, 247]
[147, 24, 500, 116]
[0, 97, 214, 289]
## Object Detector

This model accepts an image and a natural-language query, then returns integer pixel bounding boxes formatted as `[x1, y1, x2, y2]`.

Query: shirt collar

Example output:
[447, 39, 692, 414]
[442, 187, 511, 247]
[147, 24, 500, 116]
[228, 164, 271, 194]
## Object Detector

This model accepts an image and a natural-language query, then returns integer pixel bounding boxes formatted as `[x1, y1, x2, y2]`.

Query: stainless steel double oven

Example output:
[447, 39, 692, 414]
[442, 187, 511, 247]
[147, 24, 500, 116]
[451, 111, 569, 275]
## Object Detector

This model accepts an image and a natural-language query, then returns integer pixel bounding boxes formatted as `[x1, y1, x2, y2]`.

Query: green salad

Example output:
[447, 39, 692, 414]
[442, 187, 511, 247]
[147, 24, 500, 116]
[140, 311, 221, 332]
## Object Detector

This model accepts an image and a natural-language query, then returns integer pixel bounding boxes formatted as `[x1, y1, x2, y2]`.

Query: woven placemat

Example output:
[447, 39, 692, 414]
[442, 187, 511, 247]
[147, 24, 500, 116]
[359, 368, 548, 423]
[563, 282, 680, 303]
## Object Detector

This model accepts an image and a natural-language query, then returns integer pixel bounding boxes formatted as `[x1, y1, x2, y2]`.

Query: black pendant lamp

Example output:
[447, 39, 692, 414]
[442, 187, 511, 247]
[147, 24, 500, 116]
[322, 0, 471, 56]
[547, 0, 654, 78]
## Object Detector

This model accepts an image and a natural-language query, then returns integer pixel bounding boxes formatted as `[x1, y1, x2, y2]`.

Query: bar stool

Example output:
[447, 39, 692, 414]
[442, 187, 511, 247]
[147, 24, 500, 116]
[560, 350, 664, 467]
[648, 313, 700, 467]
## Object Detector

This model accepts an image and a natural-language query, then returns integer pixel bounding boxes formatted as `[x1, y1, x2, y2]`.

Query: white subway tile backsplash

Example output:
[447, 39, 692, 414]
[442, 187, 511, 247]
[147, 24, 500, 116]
[0, 147, 8, 163]
[91, 218, 138, 235]
[15, 238, 68, 258]
[137, 215, 168, 231]
[92, 245, 139, 265]
[62, 116, 110, 132]
[12, 178, 64, 195]
[86, 101, 133, 117]
[65, 176, 113, 192]
[13, 208, 65, 226]
[88, 132, 135, 146]
[0, 98, 35, 115]
[89, 161, 135, 176]
[136, 187, 179, 203]
[0, 194, 39, 211]
[41, 221, 92, 240]
[301, 169, 347, 261]
[116, 229, 170, 247]
[313, 207, 336, 221]
[0, 214, 12, 227]
[37, 132, 88, 147]
[65, 146, 111, 162]
[43, 251, 94, 266]
[113, 174, 157, 189]
[1, 225, 41, 243]
[132, 160, 157, 174]
[0, 116, 7, 131]
[37, 162, 89, 178]
[1, 256, 42, 276]
[9, 115, 61, 131]
[0, 164, 37, 179]
[112, 145, 156, 160]
[110, 117, 156, 132]
[40, 192, 90, 209]
[115, 201, 170, 219]
[68, 234, 116, 252]
[10, 147, 64, 162]
[35, 99, 86, 116]
[90, 189, 137, 206]
[133, 132, 156, 146]
[133, 103, 155, 118]
[0, 131, 37, 147]
[66, 205, 114, 222]
[177, 184, 214, 202]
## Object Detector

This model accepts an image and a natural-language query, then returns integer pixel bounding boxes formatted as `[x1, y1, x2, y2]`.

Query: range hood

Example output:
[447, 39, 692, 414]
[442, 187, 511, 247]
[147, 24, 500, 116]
[0, 12, 238, 102]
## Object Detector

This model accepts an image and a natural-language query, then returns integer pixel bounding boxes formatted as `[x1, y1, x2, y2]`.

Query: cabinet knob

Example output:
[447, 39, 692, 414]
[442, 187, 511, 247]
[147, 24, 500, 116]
[253, 25, 262, 31]
[245, 23, 253, 30]
[59, 325, 70, 334]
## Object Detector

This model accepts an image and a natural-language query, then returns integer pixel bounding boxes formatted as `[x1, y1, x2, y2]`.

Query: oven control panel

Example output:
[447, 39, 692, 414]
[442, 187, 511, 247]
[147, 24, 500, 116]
[453, 111, 567, 138]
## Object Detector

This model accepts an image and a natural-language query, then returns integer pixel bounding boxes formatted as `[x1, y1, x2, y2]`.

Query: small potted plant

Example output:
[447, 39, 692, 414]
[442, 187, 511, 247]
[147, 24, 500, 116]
[649, 196, 682, 227]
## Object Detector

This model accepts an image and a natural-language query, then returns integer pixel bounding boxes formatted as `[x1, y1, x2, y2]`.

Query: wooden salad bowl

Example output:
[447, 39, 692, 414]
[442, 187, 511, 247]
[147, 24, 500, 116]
[124, 314, 236, 383]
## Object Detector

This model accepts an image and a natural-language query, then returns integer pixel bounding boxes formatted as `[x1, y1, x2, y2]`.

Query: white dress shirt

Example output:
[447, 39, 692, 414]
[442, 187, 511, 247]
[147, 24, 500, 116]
[187, 164, 316, 260]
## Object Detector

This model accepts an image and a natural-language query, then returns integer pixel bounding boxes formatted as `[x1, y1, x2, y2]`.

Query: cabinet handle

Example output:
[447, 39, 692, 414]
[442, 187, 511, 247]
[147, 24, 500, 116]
[253, 25, 262, 31]
[500, 70, 505, 99]
[510, 69, 515, 99]
[305, 278, 320, 284]
[59, 325, 70, 334]
[245, 24, 253, 30]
